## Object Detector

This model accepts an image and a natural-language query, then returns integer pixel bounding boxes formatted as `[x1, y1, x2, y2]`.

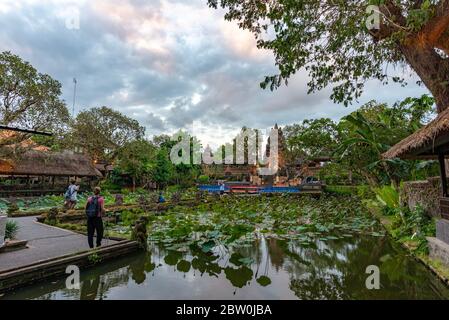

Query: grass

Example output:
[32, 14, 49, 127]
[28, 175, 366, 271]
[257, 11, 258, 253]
[5, 220, 20, 240]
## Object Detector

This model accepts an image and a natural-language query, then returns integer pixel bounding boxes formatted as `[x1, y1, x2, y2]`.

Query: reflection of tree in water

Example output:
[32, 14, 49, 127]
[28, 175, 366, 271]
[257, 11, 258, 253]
[9, 235, 449, 300]
[266, 238, 285, 271]
[80, 276, 100, 300]
[129, 253, 155, 285]
[80, 267, 131, 300]
[279, 235, 449, 300]
[282, 236, 386, 299]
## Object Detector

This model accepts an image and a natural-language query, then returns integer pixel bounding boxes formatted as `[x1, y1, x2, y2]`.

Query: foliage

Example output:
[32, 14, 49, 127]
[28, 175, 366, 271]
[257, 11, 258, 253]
[198, 175, 210, 184]
[0, 51, 70, 156]
[69, 106, 145, 162]
[284, 118, 338, 161]
[384, 205, 434, 254]
[372, 187, 434, 254]
[146, 195, 385, 255]
[152, 149, 172, 189]
[208, 1, 449, 111]
[334, 96, 435, 186]
[7, 202, 19, 215]
[117, 139, 157, 190]
[374, 185, 400, 215]
[88, 251, 102, 264]
[5, 220, 19, 239]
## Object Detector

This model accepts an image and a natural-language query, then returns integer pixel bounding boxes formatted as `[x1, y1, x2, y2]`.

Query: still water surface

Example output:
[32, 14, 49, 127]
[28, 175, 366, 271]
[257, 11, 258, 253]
[4, 236, 449, 300]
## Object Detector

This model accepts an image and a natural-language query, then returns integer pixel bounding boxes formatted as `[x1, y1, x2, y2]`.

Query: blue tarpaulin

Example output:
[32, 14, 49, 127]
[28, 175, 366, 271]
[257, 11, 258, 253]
[198, 185, 300, 194]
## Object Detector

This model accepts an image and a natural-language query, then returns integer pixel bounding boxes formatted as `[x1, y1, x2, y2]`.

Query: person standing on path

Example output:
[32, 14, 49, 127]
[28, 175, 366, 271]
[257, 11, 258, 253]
[85, 187, 106, 249]
[64, 180, 79, 209]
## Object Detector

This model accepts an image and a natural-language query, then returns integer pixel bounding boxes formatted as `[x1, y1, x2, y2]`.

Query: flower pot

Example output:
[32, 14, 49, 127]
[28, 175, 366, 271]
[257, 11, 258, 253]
[0, 215, 7, 248]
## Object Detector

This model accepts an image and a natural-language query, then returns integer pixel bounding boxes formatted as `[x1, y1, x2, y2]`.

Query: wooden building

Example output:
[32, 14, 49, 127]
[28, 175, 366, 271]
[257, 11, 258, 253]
[0, 150, 102, 196]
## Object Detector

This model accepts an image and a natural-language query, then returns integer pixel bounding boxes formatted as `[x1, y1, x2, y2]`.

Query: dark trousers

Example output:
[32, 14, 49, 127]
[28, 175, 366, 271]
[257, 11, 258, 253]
[87, 217, 104, 248]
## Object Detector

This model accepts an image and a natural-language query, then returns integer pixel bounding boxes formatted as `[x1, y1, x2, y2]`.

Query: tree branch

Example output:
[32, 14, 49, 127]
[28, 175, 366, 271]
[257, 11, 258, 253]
[419, 0, 449, 51]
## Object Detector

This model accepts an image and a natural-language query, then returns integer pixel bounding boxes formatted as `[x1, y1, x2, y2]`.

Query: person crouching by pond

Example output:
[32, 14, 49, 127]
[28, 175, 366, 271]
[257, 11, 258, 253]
[64, 180, 79, 210]
[85, 187, 106, 249]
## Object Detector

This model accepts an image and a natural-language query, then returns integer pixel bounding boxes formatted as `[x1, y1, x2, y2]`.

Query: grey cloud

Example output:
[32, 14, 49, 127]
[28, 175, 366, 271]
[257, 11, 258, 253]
[0, 0, 430, 144]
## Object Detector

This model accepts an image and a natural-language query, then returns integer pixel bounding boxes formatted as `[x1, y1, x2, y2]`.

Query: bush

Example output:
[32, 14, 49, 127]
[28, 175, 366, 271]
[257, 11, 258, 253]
[357, 185, 375, 199]
[5, 220, 19, 240]
[373, 185, 400, 216]
[198, 175, 210, 184]
[325, 185, 357, 195]
[7, 202, 19, 215]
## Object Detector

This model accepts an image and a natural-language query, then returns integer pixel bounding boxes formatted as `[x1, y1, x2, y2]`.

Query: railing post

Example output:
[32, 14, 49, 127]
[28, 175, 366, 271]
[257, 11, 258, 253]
[438, 152, 448, 197]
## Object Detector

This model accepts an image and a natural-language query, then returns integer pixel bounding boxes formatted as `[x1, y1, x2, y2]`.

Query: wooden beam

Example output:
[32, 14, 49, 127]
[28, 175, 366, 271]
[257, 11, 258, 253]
[0, 125, 53, 136]
[439, 152, 448, 197]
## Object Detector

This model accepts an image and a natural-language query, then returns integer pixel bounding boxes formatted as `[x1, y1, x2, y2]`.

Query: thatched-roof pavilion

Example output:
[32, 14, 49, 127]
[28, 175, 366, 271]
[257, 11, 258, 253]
[383, 108, 449, 219]
[383, 108, 449, 160]
[0, 150, 102, 177]
[0, 150, 102, 196]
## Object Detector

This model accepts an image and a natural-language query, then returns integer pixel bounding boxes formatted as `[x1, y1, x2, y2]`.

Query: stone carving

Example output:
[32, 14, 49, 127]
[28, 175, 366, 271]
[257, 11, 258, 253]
[114, 194, 124, 206]
[132, 216, 149, 249]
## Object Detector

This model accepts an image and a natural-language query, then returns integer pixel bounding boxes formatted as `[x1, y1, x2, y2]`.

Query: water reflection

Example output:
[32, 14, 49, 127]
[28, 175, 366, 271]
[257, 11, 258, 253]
[3, 236, 449, 300]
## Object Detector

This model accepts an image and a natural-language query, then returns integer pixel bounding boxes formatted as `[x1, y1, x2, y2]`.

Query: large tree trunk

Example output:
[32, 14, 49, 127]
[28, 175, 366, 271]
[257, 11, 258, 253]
[399, 42, 449, 113]
[374, 0, 449, 113]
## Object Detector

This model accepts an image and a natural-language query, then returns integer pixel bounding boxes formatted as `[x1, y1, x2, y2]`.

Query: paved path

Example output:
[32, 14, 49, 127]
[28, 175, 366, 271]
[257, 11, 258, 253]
[0, 216, 117, 272]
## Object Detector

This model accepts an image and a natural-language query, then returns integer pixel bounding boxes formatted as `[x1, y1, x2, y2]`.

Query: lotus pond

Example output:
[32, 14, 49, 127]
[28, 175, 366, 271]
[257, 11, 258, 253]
[3, 195, 449, 300]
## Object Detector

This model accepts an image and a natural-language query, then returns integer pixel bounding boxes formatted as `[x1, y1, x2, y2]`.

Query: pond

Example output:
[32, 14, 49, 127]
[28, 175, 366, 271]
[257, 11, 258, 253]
[3, 235, 449, 300]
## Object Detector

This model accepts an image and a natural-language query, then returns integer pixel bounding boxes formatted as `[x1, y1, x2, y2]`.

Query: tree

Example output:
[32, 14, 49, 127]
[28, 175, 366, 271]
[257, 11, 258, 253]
[70, 106, 145, 162]
[335, 95, 435, 186]
[208, 1, 449, 112]
[0, 51, 70, 155]
[284, 118, 338, 162]
[117, 139, 157, 191]
[152, 149, 172, 189]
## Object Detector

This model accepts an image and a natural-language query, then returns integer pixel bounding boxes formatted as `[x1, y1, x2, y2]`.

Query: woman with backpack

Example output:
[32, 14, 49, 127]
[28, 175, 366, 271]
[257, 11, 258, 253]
[85, 187, 106, 249]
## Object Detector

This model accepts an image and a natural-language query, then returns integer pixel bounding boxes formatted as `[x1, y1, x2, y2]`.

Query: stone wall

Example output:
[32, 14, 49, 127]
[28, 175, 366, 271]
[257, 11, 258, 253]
[428, 237, 449, 267]
[401, 177, 445, 218]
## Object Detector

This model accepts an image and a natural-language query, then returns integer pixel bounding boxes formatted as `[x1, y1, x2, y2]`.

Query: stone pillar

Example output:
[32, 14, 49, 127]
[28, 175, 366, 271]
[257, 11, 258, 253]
[132, 216, 148, 249]
[437, 219, 449, 245]
[114, 194, 124, 206]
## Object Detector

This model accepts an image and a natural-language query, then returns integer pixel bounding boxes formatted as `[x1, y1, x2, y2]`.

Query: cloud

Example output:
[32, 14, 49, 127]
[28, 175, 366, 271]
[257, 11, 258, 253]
[0, 0, 430, 148]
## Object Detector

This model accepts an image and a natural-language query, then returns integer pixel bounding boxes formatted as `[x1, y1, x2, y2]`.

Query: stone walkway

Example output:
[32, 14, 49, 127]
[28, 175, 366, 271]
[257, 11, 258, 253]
[0, 216, 117, 272]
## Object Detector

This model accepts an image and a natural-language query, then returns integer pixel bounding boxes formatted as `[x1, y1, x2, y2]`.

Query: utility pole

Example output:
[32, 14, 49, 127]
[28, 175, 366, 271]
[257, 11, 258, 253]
[72, 77, 77, 118]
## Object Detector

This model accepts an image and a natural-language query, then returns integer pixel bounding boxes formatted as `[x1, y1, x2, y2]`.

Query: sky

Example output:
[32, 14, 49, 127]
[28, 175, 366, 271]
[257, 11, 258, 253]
[0, 0, 430, 148]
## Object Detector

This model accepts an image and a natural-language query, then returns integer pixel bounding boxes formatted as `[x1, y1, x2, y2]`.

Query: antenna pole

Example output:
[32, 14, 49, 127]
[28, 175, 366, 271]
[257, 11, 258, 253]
[72, 78, 77, 118]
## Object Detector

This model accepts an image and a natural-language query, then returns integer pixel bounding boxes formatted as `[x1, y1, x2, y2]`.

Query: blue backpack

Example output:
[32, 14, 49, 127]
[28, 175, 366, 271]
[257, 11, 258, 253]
[86, 196, 99, 218]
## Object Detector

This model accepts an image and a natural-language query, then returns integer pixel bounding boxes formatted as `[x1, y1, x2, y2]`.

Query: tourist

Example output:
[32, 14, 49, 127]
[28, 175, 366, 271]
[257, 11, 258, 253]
[219, 182, 225, 195]
[85, 187, 105, 248]
[64, 180, 79, 209]
[158, 192, 166, 203]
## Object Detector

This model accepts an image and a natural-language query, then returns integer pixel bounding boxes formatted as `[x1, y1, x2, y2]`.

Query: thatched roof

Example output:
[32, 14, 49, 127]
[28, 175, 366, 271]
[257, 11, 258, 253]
[383, 108, 449, 160]
[0, 150, 102, 177]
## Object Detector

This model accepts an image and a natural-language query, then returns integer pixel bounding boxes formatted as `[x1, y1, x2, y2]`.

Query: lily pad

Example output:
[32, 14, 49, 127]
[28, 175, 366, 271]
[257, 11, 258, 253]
[177, 260, 191, 273]
[256, 276, 272, 287]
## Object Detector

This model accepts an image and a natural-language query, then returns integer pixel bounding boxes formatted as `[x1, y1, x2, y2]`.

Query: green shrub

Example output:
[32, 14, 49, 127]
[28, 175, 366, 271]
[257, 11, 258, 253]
[99, 179, 122, 192]
[7, 202, 19, 215]
[5, 220, 19, 239]
[373, 185, 400, 215]
[198, 175, 210, 184]
[325, 185, 357, 195]
[120, 188, 131, 195]
[357, 185, 375, 199]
